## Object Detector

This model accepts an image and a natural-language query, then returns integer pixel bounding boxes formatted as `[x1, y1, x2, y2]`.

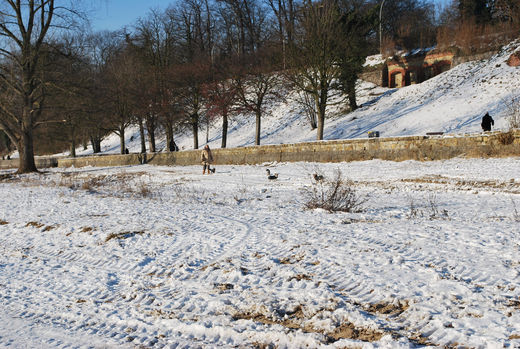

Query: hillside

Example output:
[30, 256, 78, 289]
[74, 40, 520, 156]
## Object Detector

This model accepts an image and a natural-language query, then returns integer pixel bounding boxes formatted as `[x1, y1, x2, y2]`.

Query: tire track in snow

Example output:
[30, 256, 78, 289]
[0, 208, 265, 347]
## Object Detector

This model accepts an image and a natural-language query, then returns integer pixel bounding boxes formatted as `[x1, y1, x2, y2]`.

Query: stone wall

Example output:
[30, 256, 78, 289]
[452, 51, 497, 67]
[1, 131, 517, 171]
[0, 157, 58, 170]
[54, 131, 520, 169]
[359, 70, 383, 86]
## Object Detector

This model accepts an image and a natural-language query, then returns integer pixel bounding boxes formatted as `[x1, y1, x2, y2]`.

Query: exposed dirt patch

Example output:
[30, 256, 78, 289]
[214, 283, 234, 292]
[506, 298, 520, 309]
[278, 254, 304, 265]
[0, 219, 8, 225]
[26, 221, 44, 229]
[408, 333, 438, 346]
[233, 305, 385, 343]
[510, 334, 520, 340]
[105, 230, 146, 242]
[364, 300, 410, 316]
[327, 322, 383, 342]
[80, 226, 94, 233]
[288, 273, 313, 281]
[147, 309, 176, 319]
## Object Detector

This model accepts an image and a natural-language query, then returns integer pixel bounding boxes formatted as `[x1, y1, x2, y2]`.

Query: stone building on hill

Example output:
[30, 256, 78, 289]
[383, 49, 455, 88]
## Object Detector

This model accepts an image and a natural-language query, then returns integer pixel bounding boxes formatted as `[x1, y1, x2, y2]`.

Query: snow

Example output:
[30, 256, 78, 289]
[1, 42, 520, 347]
[1, 158, 520, 348]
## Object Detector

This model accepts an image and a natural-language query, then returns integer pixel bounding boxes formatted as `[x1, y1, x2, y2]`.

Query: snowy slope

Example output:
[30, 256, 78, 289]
[67, 40, 520, 156]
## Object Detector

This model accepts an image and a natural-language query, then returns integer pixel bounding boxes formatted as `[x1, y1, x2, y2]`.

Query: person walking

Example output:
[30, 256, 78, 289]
[481, 112, 494, 132]
[201, 145, 214, 174]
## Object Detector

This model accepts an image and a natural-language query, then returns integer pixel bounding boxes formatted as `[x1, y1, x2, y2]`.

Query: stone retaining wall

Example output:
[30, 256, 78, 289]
[1, 131, 518, 171]
[0, 157, 58, 170]
[55, 131, 520, 169]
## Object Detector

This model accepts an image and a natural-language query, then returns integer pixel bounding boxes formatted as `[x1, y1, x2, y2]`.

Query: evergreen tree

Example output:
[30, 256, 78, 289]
[337, 0, 379, 111]
[458, 0, 492, 24]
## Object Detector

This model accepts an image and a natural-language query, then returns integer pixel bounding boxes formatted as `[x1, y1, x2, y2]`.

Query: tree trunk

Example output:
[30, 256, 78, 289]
[70, 138, 76, 158]
[315, 90, 327, 141]
[206, 116, 210, 144]
[221, 112, 228, 148]
[147, 117, 156, 152]
[17, 127, 37, 173]
[91, 135, 102, 153]
[192, 114, 199, 149]
[70, 125, 76, 158]
[165, 121, 174, 153]
[138, 118, 146, 154]
[255, 110, 261, 145]
[346, 78, 358, 111]
[119, 128, 125, 154]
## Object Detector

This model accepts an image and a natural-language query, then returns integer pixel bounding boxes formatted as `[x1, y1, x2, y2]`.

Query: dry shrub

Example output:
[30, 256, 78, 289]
[59, 172, 80, 189]
[437, 21, 518, 54]
[505, 96, 520, 130]
[303, 169, 366, 213]
[497, 131, 515, 145]
[407, 194, 449, 220]
[512, 197, 520, 222]
[137, 182, 152, 198]
[381, 36, 397, 58]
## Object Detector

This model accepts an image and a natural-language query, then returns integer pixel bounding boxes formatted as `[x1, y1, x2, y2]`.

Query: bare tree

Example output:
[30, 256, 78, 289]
[287, 0, 342, 141]
[0, 0, 84, 173]
[170, 0, 215, 149]
[202, 63, 238, 148]
[102, 42, 139, 154]
[234, 50, 282, 146]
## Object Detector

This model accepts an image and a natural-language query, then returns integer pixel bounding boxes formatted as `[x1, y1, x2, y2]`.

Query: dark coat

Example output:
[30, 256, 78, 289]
[481, 113, 494, 131]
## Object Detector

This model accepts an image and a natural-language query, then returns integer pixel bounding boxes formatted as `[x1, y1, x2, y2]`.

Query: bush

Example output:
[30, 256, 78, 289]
[497, 131, 515, 145]
[303, 169, 366, 213]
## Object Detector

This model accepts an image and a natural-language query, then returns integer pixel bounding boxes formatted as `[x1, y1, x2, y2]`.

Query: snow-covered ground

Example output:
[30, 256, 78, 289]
[1, 158, 519, 348]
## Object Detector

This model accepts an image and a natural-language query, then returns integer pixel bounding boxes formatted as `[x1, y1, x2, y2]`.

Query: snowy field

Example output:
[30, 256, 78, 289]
[1, 158, 519, 348]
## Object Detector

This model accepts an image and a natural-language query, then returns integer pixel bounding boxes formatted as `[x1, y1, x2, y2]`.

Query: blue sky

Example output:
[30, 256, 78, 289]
[91, 0, 452, 32]
[90, 0, 171, 31]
